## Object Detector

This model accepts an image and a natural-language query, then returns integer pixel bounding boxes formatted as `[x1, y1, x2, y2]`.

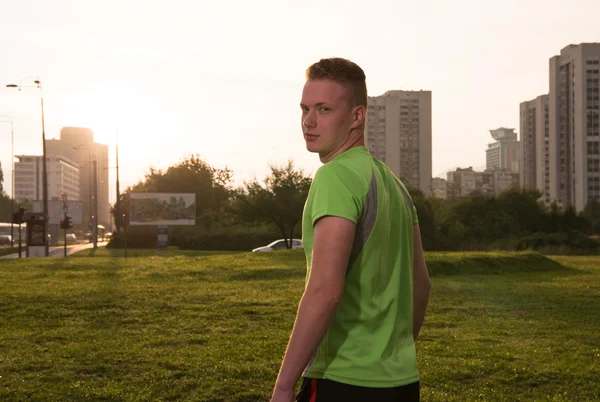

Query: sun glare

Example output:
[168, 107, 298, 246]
[57, 88, 175, 151]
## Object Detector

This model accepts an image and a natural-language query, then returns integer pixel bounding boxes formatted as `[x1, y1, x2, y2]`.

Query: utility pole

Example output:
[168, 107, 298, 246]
[93, 158, 98, 249]
[115, 130, 121, 234]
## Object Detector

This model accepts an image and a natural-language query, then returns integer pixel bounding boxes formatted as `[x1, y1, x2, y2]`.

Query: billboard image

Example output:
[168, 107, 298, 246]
[33, 200, 84, 225]
[130, 193, 196, 226]
[28, 220, 46, 246]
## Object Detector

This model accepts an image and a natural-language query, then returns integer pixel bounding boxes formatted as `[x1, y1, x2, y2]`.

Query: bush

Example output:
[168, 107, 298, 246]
[107, 225, 301, 251]
[515, 231, 600, 255]
[106, 226, 157, 249]
[170, 226, 282, 251]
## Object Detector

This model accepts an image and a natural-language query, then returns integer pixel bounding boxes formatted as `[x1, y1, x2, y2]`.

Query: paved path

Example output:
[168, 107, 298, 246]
[0, 242, 108, 259]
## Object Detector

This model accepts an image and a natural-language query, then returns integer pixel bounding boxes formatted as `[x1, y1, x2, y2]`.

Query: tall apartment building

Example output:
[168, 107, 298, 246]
[14, 155, 80, 203]
[520, 95, 550, 204]
[366, 90, 432, 195]
[549, 43, 600, 211]
[486, 128, 520, 173]
[46, 127, 110, 230]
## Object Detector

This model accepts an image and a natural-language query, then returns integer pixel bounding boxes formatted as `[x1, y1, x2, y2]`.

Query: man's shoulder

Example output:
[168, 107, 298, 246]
[315, 154, 372, 183]
[315, 159, 352, 178]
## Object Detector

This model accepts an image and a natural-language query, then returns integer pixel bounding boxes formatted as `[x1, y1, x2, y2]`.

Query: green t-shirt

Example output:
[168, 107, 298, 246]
[302, 146, 420, 388]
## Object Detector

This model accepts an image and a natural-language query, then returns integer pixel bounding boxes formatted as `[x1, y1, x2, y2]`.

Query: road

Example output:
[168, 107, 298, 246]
[0, 242, 108, 259]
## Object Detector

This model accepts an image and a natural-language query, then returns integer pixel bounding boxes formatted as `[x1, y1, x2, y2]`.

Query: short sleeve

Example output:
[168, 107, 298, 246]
[308, 164, 364, 226]
[412, 205, 419, 225]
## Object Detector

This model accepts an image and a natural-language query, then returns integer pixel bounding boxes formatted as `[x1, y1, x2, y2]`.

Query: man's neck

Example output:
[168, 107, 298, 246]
[319, 131, 365, 164]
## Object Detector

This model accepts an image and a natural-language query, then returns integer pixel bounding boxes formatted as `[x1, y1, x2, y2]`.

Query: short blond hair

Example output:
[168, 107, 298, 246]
[306, 58, 367, 108]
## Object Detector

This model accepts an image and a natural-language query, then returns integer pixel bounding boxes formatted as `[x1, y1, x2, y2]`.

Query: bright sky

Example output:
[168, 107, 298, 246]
[0, 0, 598, 204]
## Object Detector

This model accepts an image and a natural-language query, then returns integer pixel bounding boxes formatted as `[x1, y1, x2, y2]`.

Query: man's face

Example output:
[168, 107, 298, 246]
[300, 79, 355, 157]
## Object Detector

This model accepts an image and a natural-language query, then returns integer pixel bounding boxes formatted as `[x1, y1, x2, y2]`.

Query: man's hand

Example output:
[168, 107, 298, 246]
[270, 383, 295, 402]
[413, 224, 431, 340]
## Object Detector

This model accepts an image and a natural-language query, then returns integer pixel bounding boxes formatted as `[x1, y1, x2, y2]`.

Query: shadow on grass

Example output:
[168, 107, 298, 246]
[229, 268, 306, 281]
[74, 247, 242, 258]
[426, 252, 575, 276]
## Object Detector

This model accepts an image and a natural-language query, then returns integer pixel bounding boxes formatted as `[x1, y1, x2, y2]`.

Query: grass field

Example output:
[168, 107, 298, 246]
[0, 250, 599, 401]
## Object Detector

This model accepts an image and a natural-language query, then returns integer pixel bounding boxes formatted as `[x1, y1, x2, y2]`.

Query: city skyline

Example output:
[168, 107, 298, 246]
[0, 0, 599, 205]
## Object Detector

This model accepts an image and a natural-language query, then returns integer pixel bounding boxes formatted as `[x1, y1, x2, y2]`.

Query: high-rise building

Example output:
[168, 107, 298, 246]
[486, 128, 520, 173]
[45, 127, 110, 230]
[549, 43, 600, 211]
[520, 95, 550, 204]
[14, 155, 79, 203]
[366, 90, 432, 195]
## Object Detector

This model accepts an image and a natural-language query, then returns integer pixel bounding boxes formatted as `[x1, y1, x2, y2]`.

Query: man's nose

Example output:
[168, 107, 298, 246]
[303, 110, 316, 128]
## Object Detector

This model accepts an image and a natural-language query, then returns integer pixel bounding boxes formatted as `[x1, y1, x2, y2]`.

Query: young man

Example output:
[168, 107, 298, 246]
[271, 58, 432, 402]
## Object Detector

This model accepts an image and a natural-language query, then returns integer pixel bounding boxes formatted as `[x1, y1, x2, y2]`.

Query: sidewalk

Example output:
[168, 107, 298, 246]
[0, 242, 108, 259]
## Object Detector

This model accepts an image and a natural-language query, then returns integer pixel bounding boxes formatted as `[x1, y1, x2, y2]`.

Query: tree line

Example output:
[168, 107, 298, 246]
[411, 187, 600, 253]
[107, 154, 600, 253]
[108, 155, 310, 250]
[2, 155, 599, 253]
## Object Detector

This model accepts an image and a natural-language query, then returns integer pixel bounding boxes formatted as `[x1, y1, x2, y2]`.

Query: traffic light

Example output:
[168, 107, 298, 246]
[12, 207, 26, 224]
[60, 215, 73, 229]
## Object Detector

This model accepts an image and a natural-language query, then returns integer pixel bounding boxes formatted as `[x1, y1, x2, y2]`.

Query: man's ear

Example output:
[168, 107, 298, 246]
[351, 105, 366, 129]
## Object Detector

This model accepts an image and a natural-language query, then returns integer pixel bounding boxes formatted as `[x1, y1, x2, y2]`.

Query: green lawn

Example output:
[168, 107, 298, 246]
[0, 250, 598, 401]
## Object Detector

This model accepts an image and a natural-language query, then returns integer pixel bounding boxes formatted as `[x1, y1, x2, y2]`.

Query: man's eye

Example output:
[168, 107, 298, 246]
[319, 107, 330, 112]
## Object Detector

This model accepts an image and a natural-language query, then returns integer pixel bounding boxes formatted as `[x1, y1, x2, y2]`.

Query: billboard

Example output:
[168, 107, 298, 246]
[129, 193, 196, 226]
[32, 201, 84, 225]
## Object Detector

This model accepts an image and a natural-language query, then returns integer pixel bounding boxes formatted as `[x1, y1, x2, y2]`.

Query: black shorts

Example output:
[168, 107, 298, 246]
[295, 377, 420, 402]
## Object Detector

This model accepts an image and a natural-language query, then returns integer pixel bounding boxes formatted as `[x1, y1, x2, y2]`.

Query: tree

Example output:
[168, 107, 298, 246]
[0, 194, 12, 222]
[0, 161, 8, 222]
[407, 187, 438, 250]
[495, 188, 546, 235]
[232, 160, 312, 248]
[0, 160, 4, 195]
[583, 198, 600, 234]
[111, 154, 233, 231]
[561, 206, 591, 234]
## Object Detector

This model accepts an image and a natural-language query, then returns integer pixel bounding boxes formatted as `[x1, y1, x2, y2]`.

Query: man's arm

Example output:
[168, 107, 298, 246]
[413, 224, 431, 340]
[272, 216, 355, 396]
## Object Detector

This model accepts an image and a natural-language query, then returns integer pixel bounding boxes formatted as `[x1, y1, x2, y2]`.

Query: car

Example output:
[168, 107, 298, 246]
[66, 234, 77, 243]
[252, 239, 303, 252]
[0, 235, 12, 246]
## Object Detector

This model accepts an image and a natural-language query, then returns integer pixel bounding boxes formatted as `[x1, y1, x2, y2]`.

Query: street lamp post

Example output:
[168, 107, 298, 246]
[6, 77, 48, 257]
[62, 193, 68, 257]
[115, 130, 121, 235]
[101, 166, 118, 234]
[123, 213, 128, 259]
[0, 115, 15, 247]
